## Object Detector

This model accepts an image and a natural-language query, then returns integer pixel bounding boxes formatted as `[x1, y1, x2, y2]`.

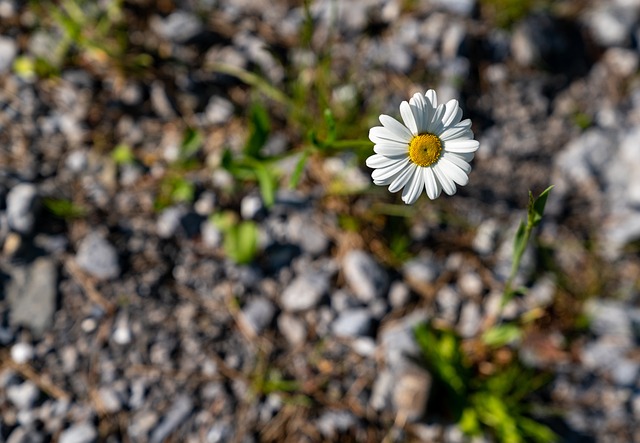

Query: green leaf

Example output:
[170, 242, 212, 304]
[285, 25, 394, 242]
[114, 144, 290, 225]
[529, 185, 554, 227]
[517, 416, 558, 443]
[244, 102, 270, 159]
[459, 407, 482, 436]
[179, 128, 203, 162]
[323, 108, 336, 144]
[43, 198, 87, 219]
[111, 143, 135, 165]
[482, 324, 523, 347]
[224, 221, 259, 264]
[289, 149, 310, 189]
[252, 162, 276, 208]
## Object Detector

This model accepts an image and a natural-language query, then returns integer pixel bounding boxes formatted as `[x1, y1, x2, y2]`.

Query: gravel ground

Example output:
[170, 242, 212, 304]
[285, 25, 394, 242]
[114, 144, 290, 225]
[2, 0, 640, 442]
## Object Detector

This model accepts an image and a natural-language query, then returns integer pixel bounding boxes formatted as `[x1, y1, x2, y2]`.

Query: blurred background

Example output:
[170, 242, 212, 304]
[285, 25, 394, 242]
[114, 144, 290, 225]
[1, 0, 640, 442]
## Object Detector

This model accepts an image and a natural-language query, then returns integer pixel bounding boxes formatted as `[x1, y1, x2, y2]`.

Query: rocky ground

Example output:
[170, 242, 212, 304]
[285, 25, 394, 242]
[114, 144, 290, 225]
[2, 0, 640, 442]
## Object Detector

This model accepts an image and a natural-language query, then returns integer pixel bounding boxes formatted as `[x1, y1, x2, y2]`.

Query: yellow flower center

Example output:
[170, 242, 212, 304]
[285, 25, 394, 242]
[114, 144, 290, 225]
[409, 133, 442, 167]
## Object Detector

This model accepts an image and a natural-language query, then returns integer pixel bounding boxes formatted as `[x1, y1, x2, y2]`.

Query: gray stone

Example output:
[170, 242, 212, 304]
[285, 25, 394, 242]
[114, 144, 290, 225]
[98, 387, 122, 413]
[388, 281, 410, 309]
[392, 364, 432, 424]
[205, 96, 234, 125]
[457, 271, 483, 298]
[317, 410, 357, 438]
[201, 220, 222, 248]
[58, 423, 97, 443]
[7, 258, 57, 337]
[7, 381, 39, 410]
[436, 285, 460, 324]
[10, 343, 34, 364]
[157, 207, 184, 238]
[370, 369, 394, 411]
[585, 5, 636, 47]
[7, 183, 39, 234]
[150, 395, 193, 443]
[277, 313, 306, 345]
[378, 310, 428, 367]
[581, 338, 630, 371]
[457, 302, 482, 338]
[240, 194, 264, 220]
[343, 250, 388, 302]
[472, 218, 499, 255]
[331, 309, 373, 338]
[75, 232, 120, 280]
[240, 298, 276, 334]
[0, 36, 17, 73]
[402, 255, 440, 290]
[610, 359, 640, 386]
[150, 11, 203, 43]
[281, 272, 329, 312]
[585, 300, 632, 338]
[430, 0, 475, 15]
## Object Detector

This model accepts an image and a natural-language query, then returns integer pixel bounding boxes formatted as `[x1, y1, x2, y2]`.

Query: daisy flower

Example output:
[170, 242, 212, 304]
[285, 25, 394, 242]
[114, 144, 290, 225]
[366, 90, 479, 204]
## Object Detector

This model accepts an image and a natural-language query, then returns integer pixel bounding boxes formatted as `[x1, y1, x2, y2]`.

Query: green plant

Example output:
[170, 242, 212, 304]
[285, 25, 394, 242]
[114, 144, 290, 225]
[211, 211, 259, 265]
[43, 198, 88, 219]
[415, 323, 557, 443]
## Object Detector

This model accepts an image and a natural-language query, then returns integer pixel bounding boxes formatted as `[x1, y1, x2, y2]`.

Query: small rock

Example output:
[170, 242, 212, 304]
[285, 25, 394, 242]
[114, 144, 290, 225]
[201, 220, 222, 248]
[75, 232, 120, 280]
[610, 359, 639, 386]
[7, 381, 39, 410]
[150, 395, 193, 443]
[0, 36, 17, 73]
[331, 309, 373, 338]
[586, 4, 635, 48]
[98, 387, 122, 413]
[378, 310, 428, 367]
[317, 410, 357, 438]
[112, 315, 132, 346]
[472, 218, 499, 255]
[10, 343, 34, 364]
[157, 207, 184, 238]
[370, 369, 394, 411]
[205, 96, 234, 125]
[585, 300, 632, 337]
[402, 255, 440, 290]
[430, 0, 475, 15]
[457, 302, 481, 338]
[436, 285, 460, 324]
[6, 183, 39, 234]
[194, 192, 216, 216]
[388, 281, 411, 309]
[277, 313, 306, 345]
[457, 271, 483, 298]
[351, 337, 376, 357]
[240, 194, 264, 220]
[7, 257, 57, 337]
[151, 11, 203, 43]
[343, 250, 388, 302]
[392, 365, 432, 424]
[281, 272, 329, 312]
[58, 423, 97, 443]
[240, 298, 276, 335]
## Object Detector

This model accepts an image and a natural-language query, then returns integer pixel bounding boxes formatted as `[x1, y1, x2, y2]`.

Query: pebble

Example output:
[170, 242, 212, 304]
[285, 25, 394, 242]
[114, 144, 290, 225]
[240, 298, 276, 335]
[0, 36, 17, 73]
[58, 423, 97, 443]
[280, 272, 329, 312]
[457, 301, 481, 338]
[317, 410, 357, 438]
[205, 96, 234, 125]
[378, 310, 428, 368]
[98, 387, 122, 413]
[457, 271, 483, 298]
[150, 11, 203, 43]
[157, 206, 185, 238]
[392, 365, 432, 424]
[472, 218, 499, 256]
[10, 343, 34, 364]
[402, 255, 440, 289]
[6, 183, 39, 234]
[585, 300, 632, 338]
[277, 313, 306, 345]
[7, 381, 39, 410]
[240, 194, 264, 220]
[331, 308, 373, 338]
[150, 395, 193, 443]
[7, 257, 58, 337]
[388, 281, 411, 309]
[343, 250, 389, 302]
[75, 232, 120, 280]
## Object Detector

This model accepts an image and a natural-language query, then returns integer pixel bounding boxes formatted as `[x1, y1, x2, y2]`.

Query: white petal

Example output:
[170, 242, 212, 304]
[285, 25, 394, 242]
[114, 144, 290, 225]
[451, 152, 475, 162]
[440, 126, 473, 141]
[439, 157, 469, 186]
[425, 89, 437, 108]
[369, 126, 407, 144]
[423, 166, 441, 199]
[366, 154, 399, 169]
[402, 166, 424, 204]
[444, 139, 479, 153]
[427, 104, 446, 133]
[388, 162, 416, 193]
[400, 101, 418, 135]
[409, 93, 429, 133]
[372, 157, 411, 183]
[443, 152, 471, 174]
[379, 115, 413, 142]
[441, 99, 462, 127]
[374, 144, 409, 157]
[433, 163, 457, 195]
